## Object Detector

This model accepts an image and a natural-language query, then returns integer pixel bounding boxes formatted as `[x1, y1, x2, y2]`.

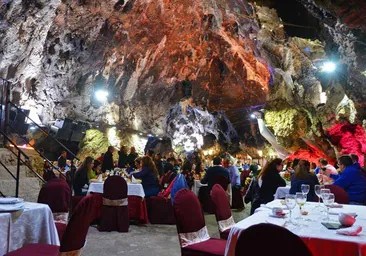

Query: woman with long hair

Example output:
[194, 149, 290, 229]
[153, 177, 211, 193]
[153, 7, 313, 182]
[131, 156, 160, 197]
[73, 156, 94, 196]
[245, 158, 286, 214]
[290, 160, 319, 201]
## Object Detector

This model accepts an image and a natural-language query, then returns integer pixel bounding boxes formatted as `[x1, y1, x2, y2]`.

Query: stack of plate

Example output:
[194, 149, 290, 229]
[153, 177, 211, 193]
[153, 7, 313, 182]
[0, 197, 25, 212]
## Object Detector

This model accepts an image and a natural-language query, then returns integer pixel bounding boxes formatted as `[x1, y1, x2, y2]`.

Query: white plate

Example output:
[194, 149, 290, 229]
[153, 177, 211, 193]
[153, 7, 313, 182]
[0, 198, 24, 204]
[0, 202, 25, 212]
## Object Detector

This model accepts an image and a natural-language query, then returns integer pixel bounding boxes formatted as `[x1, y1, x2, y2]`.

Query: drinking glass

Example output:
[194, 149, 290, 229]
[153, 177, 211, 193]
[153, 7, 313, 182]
[320, 188, 330, 202]
[285, 194, 297, 225]
[301, 184, 310, 196]
[323, 193, 335, 221]
[295, 192, 307, 219]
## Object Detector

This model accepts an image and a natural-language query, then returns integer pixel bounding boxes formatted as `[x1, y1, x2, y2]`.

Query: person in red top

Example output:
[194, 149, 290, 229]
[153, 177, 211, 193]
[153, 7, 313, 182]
[96, 153, 104, 163]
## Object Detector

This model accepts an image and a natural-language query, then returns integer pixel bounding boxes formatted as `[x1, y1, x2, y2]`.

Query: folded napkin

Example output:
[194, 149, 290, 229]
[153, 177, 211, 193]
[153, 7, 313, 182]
[328, 203, 343, 208]
[0, 197, 23, 204]
[336, 226, 362, 236]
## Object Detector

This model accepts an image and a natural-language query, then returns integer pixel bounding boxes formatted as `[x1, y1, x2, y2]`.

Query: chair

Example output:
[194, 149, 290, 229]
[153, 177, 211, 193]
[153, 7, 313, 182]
[174, 189, 226, 256]
[98, 176, 129, 232]
[37, 179, 71, 224]
[213, 176, 229, 191]
[200, 175, 230, 214]
[231, 186, 244, 210]
[234, 223, 312, 256]
[211, 184, 235, 240]
[324, 185, 349, 204]
[5, 195, 95, 256]
[146, 196, 176, 224]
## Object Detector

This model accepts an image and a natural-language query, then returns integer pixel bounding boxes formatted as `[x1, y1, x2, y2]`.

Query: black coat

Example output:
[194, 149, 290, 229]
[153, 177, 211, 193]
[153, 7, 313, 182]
[201, 165, 229, 190]
[102, 151, 114, 172]
[73, 166, 88, 196]
[118, 151, 129, 168]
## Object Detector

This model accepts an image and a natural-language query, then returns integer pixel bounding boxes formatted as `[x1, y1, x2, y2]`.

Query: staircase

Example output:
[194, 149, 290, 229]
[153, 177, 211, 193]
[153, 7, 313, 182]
[0, 78, 79, 202]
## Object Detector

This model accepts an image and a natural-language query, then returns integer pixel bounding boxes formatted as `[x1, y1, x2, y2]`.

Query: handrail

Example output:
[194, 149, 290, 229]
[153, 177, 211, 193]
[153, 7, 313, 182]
[6, 122, 66, 179]
[8, 102, 80, 161]
[0, 160, 17, 180]
[0, 129, 29, 158]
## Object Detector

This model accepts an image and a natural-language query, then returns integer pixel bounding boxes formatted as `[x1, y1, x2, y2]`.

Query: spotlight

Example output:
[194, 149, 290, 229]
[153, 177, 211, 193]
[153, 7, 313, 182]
[29, 126, 36, 131]
[139, 133, 143, 136]
[95, 90, 109, 102]
[321, 61, 336, 73]
[250, 114, 256, 119]
[147, 134, 153, 137]
[159, 138, 163, 141]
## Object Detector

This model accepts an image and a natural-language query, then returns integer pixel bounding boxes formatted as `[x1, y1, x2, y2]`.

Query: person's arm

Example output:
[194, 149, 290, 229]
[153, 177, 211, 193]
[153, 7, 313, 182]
[333, 169, 351, 189]
[132, 167, 148, 179]
[330, 173, 340, 180]
[277, 173, 286, 187]
[200, 170, 209, 184]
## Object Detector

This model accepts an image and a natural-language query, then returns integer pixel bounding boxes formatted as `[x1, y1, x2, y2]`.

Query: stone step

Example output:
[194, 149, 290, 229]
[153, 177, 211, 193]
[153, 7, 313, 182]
[0, 177, 41, 202]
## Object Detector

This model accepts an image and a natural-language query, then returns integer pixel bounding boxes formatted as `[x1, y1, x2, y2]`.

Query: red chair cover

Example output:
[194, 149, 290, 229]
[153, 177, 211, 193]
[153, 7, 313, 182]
[5, 195, 95, 256]
[213, 176, 229, 191]
[231, 186, 244, 209]
[211, 184, 234, 239]
[146, 196, 175, 224]
[98, 176, 129, 232]
[37, 179, 70, 213]
[55, 222, 67, 241]
[235, 223, 311, 256]
[60, 195, 95, 252]
[174, 189, 226, 256]
[324, 185, 350, 204]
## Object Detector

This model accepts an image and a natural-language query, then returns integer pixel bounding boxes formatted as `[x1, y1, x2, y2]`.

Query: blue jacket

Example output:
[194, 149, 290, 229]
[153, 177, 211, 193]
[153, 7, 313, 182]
[132, 167, 159, 196]
[290, 174, 319, 201]
[334, 165, 366, 203]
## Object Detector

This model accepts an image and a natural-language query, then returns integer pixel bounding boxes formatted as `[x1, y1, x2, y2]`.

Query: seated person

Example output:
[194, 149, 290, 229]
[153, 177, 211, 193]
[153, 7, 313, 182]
[92, 160, 103, 179]
[245, 158, 286, 215]
[201, 156, 229, 190]
[131, 156, 160, 197]
[73, 156, 95, 196]
[334, 155, 366, 205]
[290, 160, 319, 201]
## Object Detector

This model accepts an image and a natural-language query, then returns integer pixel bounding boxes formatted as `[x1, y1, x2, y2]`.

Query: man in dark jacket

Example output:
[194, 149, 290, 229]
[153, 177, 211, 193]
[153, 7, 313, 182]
[57, 151, 67, 171]
[201, 156, 229, 190]
[127, 147, 139, 169]
[154, 153, 164, 177]
[102, 146, 115, 172]
[118, 145, 129, 168]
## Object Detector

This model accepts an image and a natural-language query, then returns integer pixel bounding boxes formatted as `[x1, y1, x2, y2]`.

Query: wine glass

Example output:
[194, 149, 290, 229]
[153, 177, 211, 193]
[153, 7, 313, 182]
[323, 193, 335, 221]
[301, 184, 310, 196]
[320, 188, 330, 202]
[314, 185, 324, 209]
[285, 194, 297, 225]
[295, 192, 307, 220]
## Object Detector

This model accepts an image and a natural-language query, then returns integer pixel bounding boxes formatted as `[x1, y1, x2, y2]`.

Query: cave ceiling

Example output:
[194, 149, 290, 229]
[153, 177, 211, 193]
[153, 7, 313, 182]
[0, 0, 365, 159]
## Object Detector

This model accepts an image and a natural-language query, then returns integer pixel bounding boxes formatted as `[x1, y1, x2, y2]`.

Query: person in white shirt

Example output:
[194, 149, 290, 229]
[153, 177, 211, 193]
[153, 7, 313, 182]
[317, 159, 338, 184]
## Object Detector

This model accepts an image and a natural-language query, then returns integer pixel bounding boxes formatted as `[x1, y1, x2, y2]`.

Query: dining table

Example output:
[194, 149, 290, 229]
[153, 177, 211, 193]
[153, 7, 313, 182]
[225, 199, 366, 256]
[87, 182, 149, 224]
[0, 202, 60, 256]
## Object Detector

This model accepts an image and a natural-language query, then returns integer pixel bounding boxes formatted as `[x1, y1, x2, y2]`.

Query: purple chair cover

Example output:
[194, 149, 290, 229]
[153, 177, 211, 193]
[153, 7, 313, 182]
[98, 176, 129, 232]
[146, 196, 175, 224]
[213, 176, 229, 191]
[235, 223, 312, 256]
[325, 185, 350, 204]
[211, 184, 234, 240]
[174, 189, 226, 256]
[37, 179, 71, 213]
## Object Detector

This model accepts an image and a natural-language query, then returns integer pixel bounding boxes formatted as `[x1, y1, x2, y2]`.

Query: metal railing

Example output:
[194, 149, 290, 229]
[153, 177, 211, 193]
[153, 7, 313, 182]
[0, 129, 45, 197]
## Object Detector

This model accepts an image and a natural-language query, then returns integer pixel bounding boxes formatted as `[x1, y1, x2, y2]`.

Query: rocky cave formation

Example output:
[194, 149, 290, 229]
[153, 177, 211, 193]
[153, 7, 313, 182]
[0, 0, 365, 164]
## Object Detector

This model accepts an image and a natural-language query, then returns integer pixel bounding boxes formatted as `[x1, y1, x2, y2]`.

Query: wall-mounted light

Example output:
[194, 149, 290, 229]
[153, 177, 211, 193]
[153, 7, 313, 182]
[250, 114, 256, 119]
[139, 133, 143, 136]
[321, 61, 336, 73]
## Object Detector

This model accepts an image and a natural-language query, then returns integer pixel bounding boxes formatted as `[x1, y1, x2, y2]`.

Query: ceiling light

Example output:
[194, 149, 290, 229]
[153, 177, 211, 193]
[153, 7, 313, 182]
[95, 90, 109, 102]
[321, 61, 336, 73]
[250, 114, 256, 119]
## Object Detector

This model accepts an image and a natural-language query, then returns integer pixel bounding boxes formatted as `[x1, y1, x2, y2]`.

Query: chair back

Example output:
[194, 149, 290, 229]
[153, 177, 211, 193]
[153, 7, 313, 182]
[235, 223, 312, 256]
[103, 176, 128, 200]
[37, 179, 70, 213]
[60, 195, 95, 253]
[213, 175, 229, 190]
[211, 184, 232, 221]
[174, 189, 210, 247]
[325, 185, 349, 204]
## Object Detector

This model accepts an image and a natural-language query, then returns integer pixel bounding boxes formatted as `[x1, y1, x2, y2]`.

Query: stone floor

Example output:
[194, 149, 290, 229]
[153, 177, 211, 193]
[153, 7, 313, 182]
[83, 206, 251, 256]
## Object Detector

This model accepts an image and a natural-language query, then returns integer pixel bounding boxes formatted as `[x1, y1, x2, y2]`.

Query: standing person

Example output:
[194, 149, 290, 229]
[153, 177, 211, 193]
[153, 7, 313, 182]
[154, 153, 164, 177]
[101, 146, 115, 172]
[57, 151, 67, 171]
[201, 156, 229, 190]
[131, 156, 160, 197]
[334, 155, 366, 205]
[127, 147, 139, 169]
[245, 158, 286, 215]
[224, 158, 241, 188]
[73, 156, 95, 196]
[118, 145, 129, 168]
[289, 160, 319, 201]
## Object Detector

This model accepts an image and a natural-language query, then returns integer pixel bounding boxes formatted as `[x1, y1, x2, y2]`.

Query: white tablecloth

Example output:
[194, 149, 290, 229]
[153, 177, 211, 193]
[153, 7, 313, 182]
[87, 182, 145, 198]
[274, 185, 291, 199]
[0, 202, 60, 256]
[192, 180, 208, 196]
[225, 200, 366, 256]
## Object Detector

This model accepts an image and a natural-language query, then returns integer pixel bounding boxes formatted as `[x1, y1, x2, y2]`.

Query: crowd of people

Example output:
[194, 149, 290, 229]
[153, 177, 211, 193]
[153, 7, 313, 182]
[244, 154, 366, 214]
